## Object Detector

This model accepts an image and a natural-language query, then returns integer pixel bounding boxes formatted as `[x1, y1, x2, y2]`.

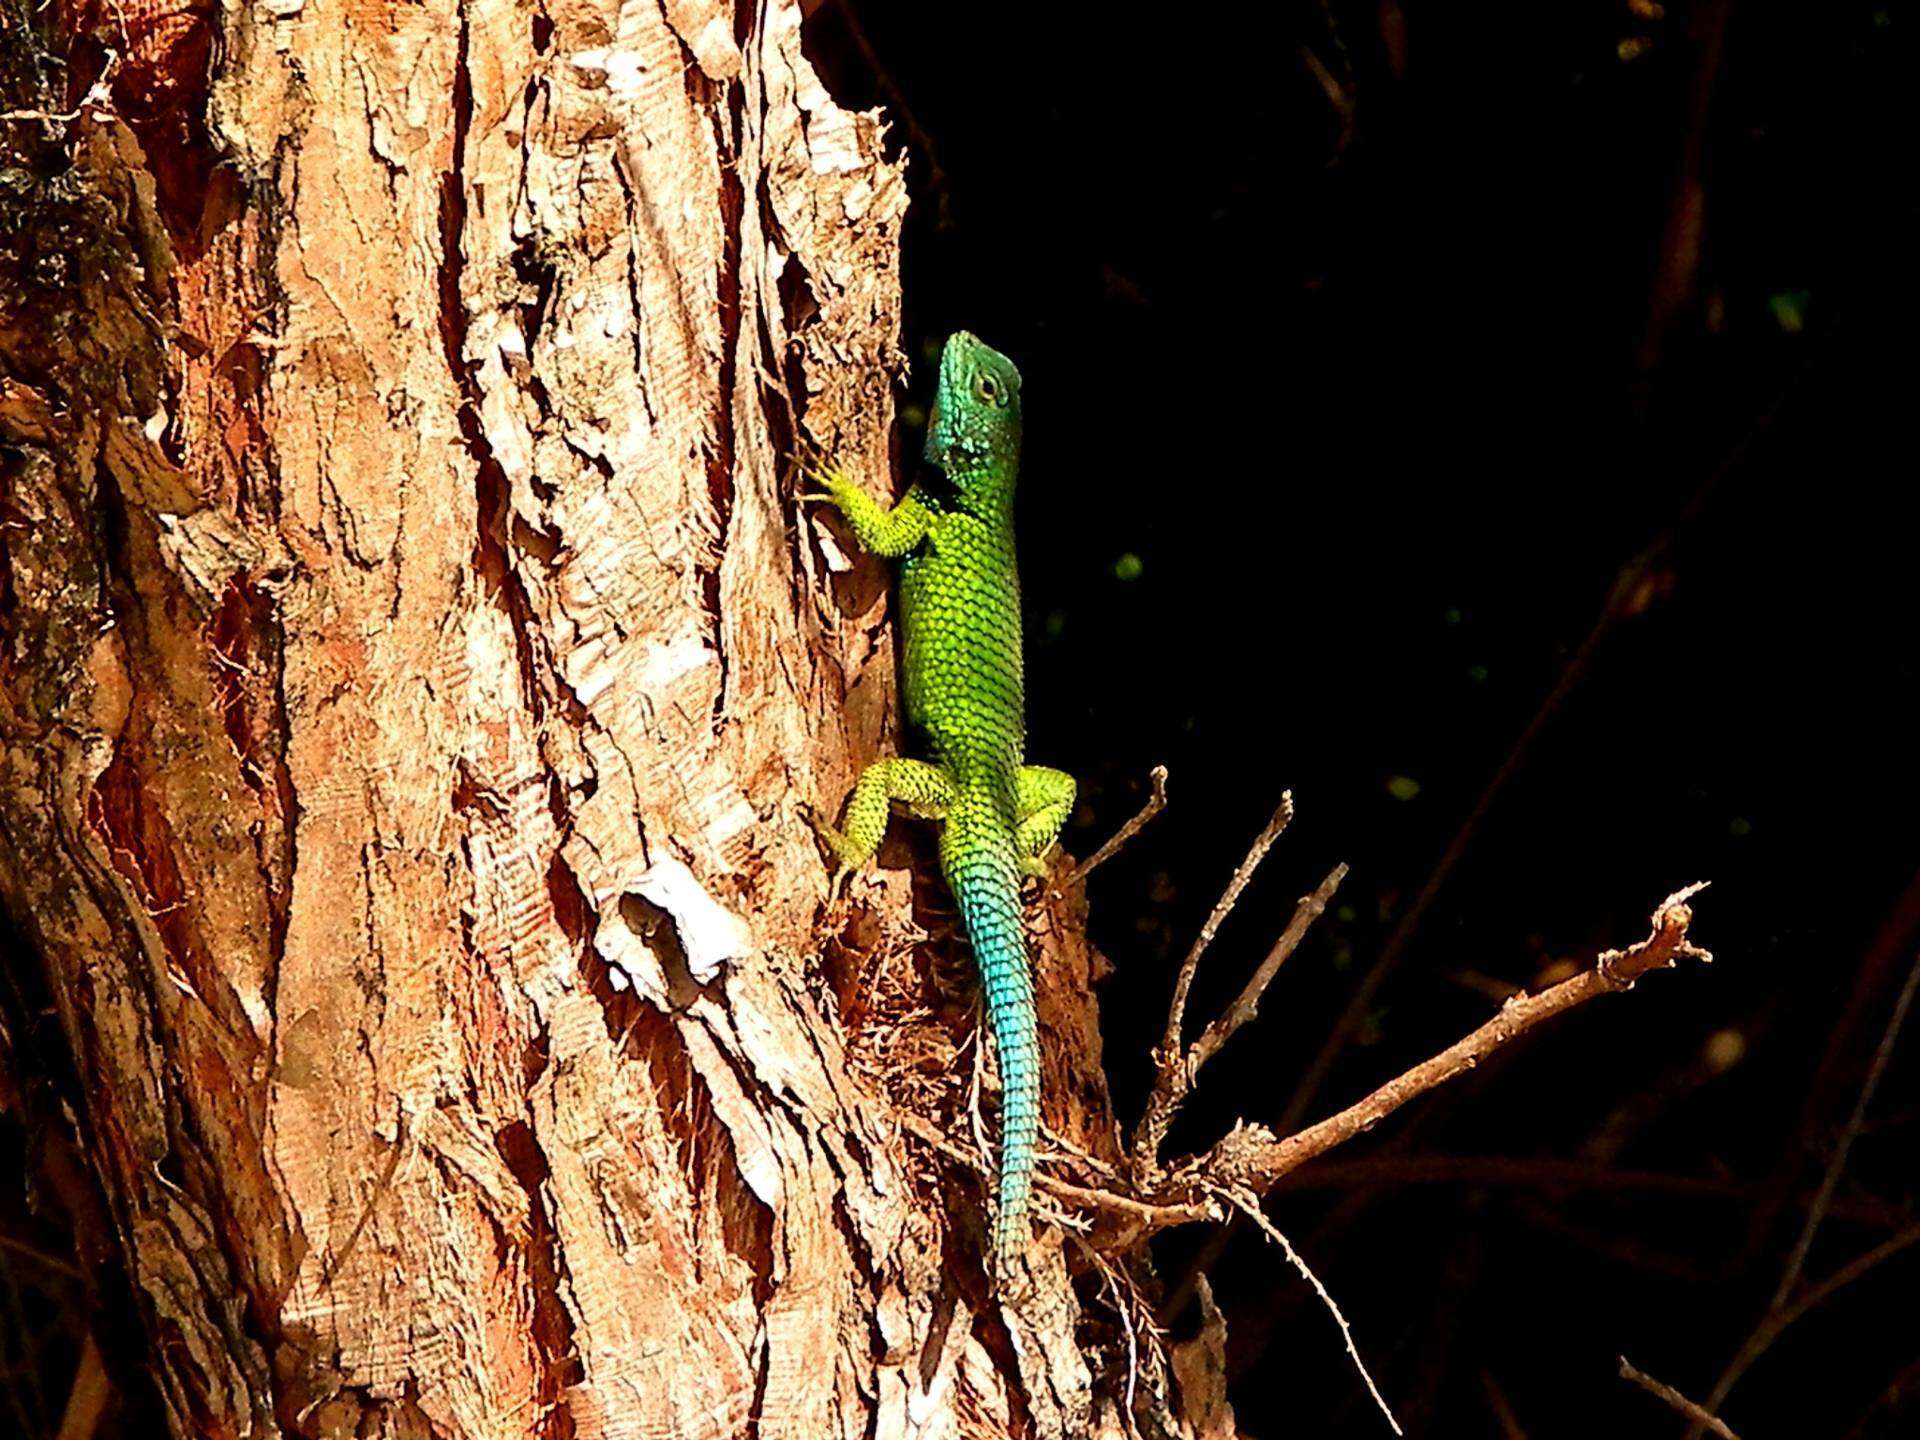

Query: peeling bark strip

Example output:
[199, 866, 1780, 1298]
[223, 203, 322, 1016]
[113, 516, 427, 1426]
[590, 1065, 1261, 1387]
[3, 0, 1171, 1436]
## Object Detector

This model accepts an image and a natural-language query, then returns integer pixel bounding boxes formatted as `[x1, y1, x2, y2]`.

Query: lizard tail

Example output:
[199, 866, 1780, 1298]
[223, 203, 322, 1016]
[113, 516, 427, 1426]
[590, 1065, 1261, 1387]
[941, 789, 1039, 1272]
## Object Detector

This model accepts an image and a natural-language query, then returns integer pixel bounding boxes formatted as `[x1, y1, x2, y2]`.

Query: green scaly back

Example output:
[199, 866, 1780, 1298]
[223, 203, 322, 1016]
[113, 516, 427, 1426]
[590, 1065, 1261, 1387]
[806, 332, 1076, 1274]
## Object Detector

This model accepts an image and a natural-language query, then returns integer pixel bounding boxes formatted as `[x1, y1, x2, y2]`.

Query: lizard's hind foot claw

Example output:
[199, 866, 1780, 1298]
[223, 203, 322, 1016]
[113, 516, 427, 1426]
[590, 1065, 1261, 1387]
[798, 802, 857, 885]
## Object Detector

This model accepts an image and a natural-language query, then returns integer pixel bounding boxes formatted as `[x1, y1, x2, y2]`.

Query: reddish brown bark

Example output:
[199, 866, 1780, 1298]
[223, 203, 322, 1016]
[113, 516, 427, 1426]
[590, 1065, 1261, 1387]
[2, 2, 1185, 1434]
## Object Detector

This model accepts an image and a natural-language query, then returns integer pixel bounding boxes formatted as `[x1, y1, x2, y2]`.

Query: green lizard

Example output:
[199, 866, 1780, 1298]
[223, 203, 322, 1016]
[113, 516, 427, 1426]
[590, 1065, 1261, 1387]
[805, 331, 1075, 1273]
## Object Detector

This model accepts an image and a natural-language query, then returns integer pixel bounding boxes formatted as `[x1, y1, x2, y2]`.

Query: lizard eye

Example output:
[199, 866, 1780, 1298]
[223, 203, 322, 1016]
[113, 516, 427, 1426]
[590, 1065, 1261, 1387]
[974, 373, 998, 403]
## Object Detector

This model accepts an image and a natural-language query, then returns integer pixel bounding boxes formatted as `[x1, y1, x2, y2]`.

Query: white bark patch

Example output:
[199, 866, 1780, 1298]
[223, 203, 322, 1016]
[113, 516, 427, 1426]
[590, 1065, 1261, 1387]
[632, 857, 754, 982]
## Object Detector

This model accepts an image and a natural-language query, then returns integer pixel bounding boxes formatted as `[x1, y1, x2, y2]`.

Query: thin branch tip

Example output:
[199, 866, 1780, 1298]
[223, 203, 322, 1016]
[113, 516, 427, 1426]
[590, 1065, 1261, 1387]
[1066, 765, 1170, 886]
[1620, 1356, 1741, 1439]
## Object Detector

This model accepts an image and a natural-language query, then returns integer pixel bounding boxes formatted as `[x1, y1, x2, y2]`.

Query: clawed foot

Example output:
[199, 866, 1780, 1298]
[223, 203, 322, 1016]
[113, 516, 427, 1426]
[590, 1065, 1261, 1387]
[792, 442, 856, 509]
[1018, 845, 1068, 903]
[798, 801, 856, 890]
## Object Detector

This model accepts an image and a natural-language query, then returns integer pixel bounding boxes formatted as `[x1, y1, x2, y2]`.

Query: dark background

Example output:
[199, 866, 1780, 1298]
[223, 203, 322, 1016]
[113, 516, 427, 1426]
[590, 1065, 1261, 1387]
[805, 0, 1913, 1434]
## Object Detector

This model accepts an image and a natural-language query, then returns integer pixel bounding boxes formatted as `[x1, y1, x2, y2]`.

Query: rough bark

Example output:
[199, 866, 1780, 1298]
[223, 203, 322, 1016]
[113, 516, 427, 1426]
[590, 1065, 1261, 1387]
[1, 2, 1183, 1436]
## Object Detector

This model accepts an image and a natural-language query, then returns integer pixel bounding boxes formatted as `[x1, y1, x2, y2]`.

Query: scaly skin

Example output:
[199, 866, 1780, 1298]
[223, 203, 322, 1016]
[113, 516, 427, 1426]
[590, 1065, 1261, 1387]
[806, 332, 1074, 1273]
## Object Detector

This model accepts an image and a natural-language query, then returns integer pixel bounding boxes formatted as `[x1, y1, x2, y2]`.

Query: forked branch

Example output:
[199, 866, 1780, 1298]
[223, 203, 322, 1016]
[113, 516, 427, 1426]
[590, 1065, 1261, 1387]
[1189, 885, 1712, 1196]
[1130, 789, 1340, 1170]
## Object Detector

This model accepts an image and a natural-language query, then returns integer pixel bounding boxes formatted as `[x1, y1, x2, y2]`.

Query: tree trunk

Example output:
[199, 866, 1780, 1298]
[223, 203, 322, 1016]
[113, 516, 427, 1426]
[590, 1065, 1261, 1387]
[1, 2, 1185, 1436]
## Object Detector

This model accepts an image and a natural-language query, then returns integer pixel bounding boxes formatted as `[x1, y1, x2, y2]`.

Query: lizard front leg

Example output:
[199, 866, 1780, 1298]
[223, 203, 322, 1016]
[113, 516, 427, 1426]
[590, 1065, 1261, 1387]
[801, 456, 934, 558]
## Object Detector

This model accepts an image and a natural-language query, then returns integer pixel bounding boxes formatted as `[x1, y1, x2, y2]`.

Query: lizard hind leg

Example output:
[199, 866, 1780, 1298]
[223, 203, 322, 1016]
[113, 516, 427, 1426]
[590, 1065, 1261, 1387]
[811, 758, 955, 871]
[1014, 765, 1077, 877]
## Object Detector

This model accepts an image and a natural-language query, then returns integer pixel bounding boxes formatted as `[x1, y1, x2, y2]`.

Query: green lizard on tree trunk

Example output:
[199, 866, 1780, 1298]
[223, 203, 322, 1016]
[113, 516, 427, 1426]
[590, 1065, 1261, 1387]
[805, 331, 1075, 1275]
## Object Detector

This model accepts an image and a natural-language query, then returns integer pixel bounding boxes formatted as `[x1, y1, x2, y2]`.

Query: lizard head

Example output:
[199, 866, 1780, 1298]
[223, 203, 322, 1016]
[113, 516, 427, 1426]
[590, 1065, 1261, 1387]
[923, 331, 1022, 483]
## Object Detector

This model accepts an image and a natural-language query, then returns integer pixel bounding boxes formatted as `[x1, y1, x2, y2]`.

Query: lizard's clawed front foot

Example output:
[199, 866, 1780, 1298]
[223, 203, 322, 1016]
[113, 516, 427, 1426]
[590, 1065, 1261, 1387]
[792, 445, 856, 509]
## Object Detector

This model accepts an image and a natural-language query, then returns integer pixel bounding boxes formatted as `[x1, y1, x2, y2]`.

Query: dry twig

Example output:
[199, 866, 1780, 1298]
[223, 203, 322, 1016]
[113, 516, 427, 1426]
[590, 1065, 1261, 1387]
[1131, 792, 1297, 1166]
[1772, 947, 1920, 1307]
[1263, 1153, 1914, 1230]
[1479, 1368, 1530, 1439]
[1126, 783, 1339, 1169]
[1689, 1223, 1920, 1437]
[1134, 856, 1345, 1169]
[1619, 1356, 1740, 1439]
[0, 1231, 83, 1280]
[1218, 1183, 1402, 1435]
[1756, 864, 1920, 1260]
[1194, 885, 1712, 1193]
[1066, 765, 1169, 888]
[1841, 1352, 1920, 1440]
[1159, 793, 1294, 1071]
[0, 51, 118, 125]
[56, 1334, 110, 1440]
[896, 1110, 1196, 1235]
[894, 1111, 1089, 1238]
[936, 883, 1718, 1249]
[1071, 1234, 1160, 1423]
[1683, 949, 1920, 1438]
[1182, 863, 1344, 1087]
